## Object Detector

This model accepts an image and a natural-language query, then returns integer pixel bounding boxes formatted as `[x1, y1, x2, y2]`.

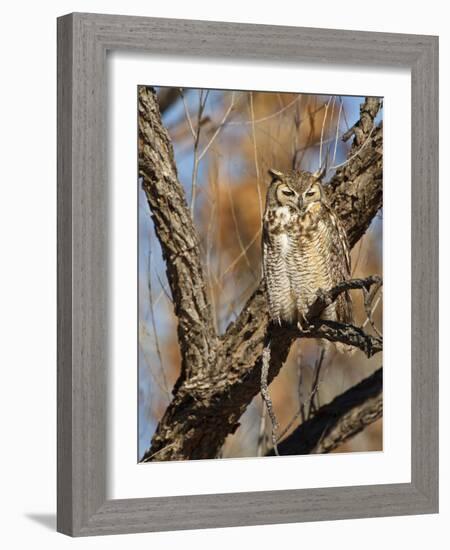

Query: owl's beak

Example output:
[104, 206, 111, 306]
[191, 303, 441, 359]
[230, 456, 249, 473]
[297, 196, 304, 211]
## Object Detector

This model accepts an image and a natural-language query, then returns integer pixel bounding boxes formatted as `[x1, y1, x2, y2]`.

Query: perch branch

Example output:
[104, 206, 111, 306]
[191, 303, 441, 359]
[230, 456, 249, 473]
[306, 276, 382, 321]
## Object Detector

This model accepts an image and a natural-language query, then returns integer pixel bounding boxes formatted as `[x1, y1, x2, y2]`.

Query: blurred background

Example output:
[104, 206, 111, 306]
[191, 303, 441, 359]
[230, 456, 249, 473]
[138, 87, 383, 460]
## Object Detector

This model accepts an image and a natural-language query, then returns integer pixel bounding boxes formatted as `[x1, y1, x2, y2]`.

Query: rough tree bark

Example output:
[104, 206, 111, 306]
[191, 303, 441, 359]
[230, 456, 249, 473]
[139, 87, 383, 461]
[139, 90, 219, 389]
[267, 368, 382, 456]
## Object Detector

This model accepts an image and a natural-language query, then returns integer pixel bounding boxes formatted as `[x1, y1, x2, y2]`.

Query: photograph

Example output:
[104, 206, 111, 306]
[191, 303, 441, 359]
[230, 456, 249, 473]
[138, 86, 383, 462]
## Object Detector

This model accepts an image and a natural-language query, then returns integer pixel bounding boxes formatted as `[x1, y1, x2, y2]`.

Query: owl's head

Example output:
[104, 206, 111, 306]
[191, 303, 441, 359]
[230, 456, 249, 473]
[267, 165, 327, 213]
[266, 169, 301, 210]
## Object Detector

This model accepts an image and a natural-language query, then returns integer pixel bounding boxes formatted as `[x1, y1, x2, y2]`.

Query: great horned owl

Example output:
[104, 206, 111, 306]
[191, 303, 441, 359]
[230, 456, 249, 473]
[262, 167, 352, 335]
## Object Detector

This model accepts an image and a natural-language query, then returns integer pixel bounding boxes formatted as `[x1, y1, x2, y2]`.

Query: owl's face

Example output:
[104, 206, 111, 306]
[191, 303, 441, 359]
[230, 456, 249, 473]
[267, 169, 301, 212]
[267, 168, 326, 214]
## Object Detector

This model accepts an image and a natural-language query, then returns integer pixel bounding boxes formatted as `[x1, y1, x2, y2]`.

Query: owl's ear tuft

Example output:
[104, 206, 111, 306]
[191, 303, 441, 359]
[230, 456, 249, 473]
[313, 151, 329, 181]
[268, 168, 283, 181]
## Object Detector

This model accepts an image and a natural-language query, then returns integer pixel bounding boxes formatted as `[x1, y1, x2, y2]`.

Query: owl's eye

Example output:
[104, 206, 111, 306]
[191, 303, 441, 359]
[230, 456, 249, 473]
[305, 190, 316, 197]
[282, 189, 295, 196]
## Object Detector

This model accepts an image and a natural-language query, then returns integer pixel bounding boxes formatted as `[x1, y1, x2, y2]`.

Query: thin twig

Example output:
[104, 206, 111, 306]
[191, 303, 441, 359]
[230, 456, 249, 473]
[138, 339, 171, 399]
[319, 97, 332, 167]
[249, 92, 264, 233]
[297, 98, 317, 168]
[261, 342, 279, 456]
[221, 228, 262, 279]
[307, 348, 326, 419]
[276, 342, 304, 442]
[297, 342, 306, 423]
[198, 92, 235, 162]
[146, 247, 170, 399]
[227, 94, 302, 125]
[155, 272, 173, 304]
[256, 397, 267, 457]
[329, 125, 375, 171]
[276, 346, 327, 441]
[340, 96, 351, 132]
[141, 442, 177, 462]
[190, 90, 209, 215]
[224, 168, 259, 279]
[351, 236, 365, 277]
[362, 286, 383, 338]
[206, 194, 218, 331]
[180, 88, 197, 141]
[333, 99, 343, 165]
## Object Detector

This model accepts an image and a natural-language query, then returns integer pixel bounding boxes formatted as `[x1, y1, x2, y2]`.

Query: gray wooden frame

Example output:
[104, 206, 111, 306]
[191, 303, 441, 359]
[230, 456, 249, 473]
[57, 12, 438, 537]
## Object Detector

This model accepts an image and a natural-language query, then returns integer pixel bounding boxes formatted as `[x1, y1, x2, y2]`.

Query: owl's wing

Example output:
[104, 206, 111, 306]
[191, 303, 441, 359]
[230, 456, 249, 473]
[327, 210, 353, 324]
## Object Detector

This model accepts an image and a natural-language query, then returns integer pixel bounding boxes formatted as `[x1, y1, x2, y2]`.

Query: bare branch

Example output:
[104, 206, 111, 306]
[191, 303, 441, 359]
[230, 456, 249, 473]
[307, 348, 326, 418]
[190, 90, 208, 214]
[227, 94, 304, 126]
[306, 276, 382, 320]
[296, 320, 382, 357]
[327, 97, 383, 246]
[138, 86, 219, 385]
[249, 92, 264, 228]
[180, 88, 197, 141]
[329, 125, 376, 171]
[146, 246, 170, 399]
[198, 92, 235, 162]
[362, 292, 382, 335]
[267, 368, 382, 456]
[319, 96, 332, 166]
[332, 98, 343, 164]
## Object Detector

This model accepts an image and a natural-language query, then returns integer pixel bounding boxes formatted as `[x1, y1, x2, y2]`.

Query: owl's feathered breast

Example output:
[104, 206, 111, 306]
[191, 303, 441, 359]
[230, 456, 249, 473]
[263, 202, 352, 325]
[263, 206, 301, 324]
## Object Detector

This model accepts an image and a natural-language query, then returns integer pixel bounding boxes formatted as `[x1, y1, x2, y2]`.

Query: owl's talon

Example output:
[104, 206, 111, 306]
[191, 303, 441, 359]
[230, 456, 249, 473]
[297, 314, 316, 333]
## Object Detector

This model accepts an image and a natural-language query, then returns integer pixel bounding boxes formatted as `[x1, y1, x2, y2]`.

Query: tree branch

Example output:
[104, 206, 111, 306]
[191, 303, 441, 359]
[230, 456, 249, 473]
[140, 94, 383, 462]
[327, 97, 383, 246]
[267, 368, 382, 456]
[296, 320, 382, 357]
[306, 275, 382, 320]
[139, 86, 219, 385]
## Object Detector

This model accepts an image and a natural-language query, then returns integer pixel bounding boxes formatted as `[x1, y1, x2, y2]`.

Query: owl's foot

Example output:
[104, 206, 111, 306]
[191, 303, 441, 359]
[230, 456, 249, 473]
[296, 315, 315, 333]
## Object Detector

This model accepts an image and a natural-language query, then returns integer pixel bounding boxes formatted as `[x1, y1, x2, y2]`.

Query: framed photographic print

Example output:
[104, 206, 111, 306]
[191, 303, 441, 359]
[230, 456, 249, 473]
[57, 13, 438, 536]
